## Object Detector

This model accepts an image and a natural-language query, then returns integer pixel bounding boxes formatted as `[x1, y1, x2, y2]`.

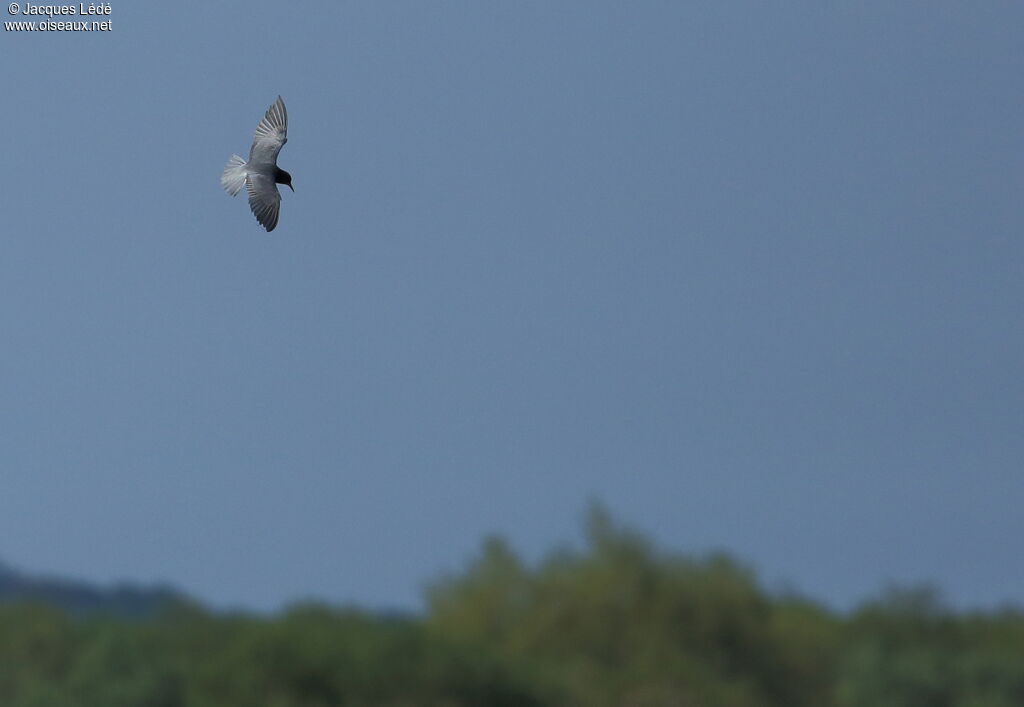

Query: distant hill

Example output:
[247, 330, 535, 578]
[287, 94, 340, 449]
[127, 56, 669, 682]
[0, 560, 185, 619]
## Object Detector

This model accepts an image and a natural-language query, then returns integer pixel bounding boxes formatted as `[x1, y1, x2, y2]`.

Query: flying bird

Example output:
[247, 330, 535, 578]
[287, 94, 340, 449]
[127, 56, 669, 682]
[221, 96, 293, 232]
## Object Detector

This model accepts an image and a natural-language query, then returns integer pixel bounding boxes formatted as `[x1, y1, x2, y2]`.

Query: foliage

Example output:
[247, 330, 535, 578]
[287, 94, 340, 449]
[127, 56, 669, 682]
[1, 504, 1022, 706]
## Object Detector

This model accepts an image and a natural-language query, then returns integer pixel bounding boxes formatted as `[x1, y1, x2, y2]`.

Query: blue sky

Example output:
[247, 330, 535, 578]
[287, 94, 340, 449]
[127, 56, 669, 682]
[2, 2, 1022, 612]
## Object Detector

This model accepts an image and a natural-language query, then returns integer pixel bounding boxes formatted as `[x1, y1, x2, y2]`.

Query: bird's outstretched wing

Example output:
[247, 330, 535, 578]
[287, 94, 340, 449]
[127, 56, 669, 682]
[246, 173, 282, 232]
[248, 96, 288, 166]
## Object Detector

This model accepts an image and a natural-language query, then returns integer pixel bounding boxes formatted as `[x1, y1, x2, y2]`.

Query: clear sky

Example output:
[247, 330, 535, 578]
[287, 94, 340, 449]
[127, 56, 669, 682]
[2, 2, 1021, 613]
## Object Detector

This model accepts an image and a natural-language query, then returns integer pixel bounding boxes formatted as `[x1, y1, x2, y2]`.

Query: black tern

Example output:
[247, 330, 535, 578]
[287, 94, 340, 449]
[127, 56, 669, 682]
[221, 96, 293, 232]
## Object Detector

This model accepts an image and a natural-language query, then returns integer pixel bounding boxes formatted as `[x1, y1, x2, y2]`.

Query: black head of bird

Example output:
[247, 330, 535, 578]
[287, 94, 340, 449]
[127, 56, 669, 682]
[275, 167, 295, 192]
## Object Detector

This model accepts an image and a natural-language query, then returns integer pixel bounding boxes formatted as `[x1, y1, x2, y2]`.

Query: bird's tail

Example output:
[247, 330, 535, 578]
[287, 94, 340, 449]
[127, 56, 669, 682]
[221, 155, 247, 196]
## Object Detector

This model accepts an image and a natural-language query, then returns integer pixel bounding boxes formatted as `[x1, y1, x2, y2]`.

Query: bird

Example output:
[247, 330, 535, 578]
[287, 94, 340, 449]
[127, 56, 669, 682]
[221, 96, 293, 232]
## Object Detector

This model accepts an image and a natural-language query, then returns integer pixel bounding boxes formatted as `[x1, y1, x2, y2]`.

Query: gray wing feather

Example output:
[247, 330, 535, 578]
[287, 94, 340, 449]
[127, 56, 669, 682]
[248, 96, 288, 166]
[246, 173, 281, 232]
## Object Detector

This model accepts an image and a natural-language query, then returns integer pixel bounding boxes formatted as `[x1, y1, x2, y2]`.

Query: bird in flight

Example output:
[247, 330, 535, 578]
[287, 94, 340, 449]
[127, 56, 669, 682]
[221, 96, 293, 232]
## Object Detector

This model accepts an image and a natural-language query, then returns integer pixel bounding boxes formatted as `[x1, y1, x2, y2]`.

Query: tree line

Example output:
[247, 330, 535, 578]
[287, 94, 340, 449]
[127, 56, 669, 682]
[1, 505, 1022, 706]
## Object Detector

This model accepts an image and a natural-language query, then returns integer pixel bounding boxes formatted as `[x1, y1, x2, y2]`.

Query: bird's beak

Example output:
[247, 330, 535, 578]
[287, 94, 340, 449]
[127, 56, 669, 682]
[288, 184, 295, 192]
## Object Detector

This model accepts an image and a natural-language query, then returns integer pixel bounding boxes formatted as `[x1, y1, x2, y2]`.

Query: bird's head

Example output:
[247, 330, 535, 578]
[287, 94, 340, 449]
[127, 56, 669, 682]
[275, 168, 295, 192]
